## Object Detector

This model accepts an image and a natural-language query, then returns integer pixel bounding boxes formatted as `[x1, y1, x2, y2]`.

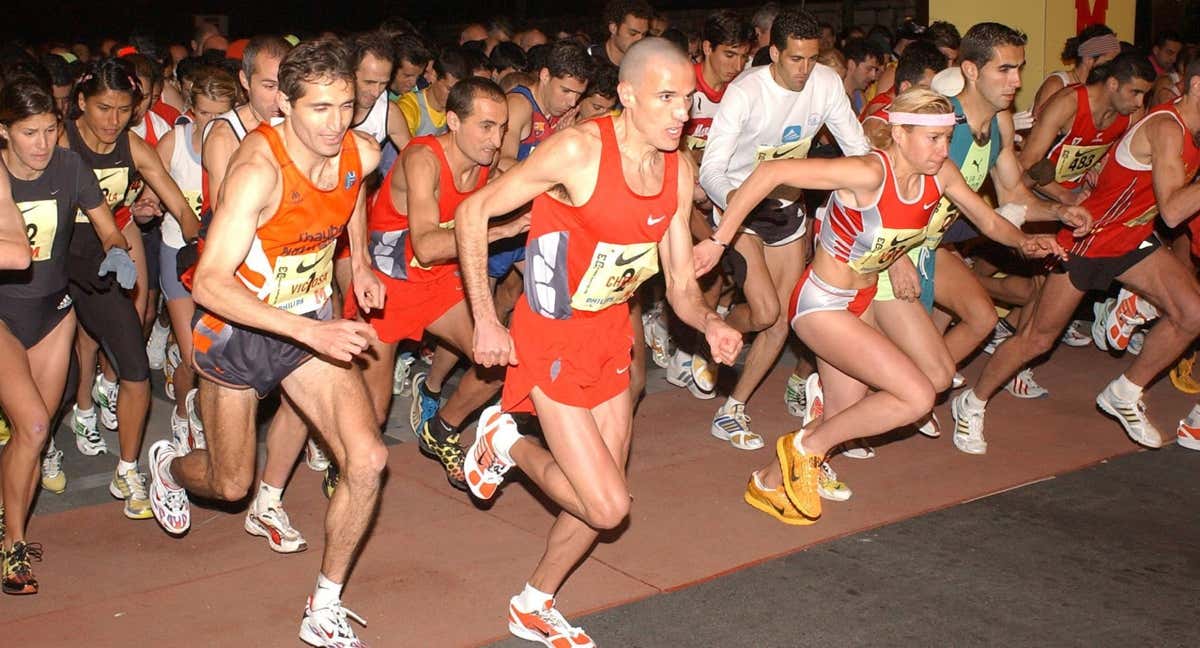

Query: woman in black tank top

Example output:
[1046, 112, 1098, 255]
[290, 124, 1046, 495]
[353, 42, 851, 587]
[0, 78, 130, 595]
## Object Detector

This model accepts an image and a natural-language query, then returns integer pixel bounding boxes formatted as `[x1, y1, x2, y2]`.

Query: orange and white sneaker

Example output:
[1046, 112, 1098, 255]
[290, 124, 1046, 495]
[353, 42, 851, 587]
[507, 597, 595, 648]
[1176, 405, 1200, 451]
[1105, 289, 1157, 351]
[464, 405, 520, 501]
[777, 431, 822, 519]
[743, 472, 816, 525]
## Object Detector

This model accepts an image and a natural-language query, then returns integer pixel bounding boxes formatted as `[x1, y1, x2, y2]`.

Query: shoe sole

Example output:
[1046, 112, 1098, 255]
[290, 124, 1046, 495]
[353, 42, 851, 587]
[41, 479, 66, 494]
[245, 514, 307, 553]
[1095, 395, 1163, 449]
[687, 381, 716, 400]
[742, 488, 816, 525]
[665, 371, 691, 389]
[1005, 385, 1050, 399]
[299, 620, 350, 648]
[107, 482, 153, 520]
[840, 445, 875, 459]
[776, 435, 821, 519]
[818, 486, 852, 502]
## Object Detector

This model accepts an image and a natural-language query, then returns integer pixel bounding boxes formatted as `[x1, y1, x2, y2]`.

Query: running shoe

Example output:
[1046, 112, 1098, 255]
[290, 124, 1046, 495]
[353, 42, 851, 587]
[245, 499, 307, 553]
[1169, 353, 1200, 395]
[1177, 405, 1200, 451]
[802, 373, 823, 427]
[299, 597, 367, 648]
[687, 353, 717, 400]
[1096, 382, 1164, 449]
[743, 473, 815, 525]
[306, 438, 331, 472]
[72, 405, 107, 456]
[409, 372, 440, 441]
[950, 390, 988, 455]
[645, 306, 672, 369]
[93, 375, 118, 430]
[665, 349, 693, 389]
[147, 440, 190, 535]
[464, 405, 519, 501]
[983, 319, 1015, 355]
[146, 318, 170, 370]
[917, 412, 942, 438]
[163, 343, 181, 401]
[170, 411, 191, 453]
[40, 439, 66, 494]
[817, 461, 852, 501]
[322, 464, 340, 499]
[711, 402, 763, 450]
[392, 351, 416, 396]
[507, 597, 595, 648]
[0, 410, 10, 446]
[1, 541, 42, 595]
[418, 420, 467, 491]
[776, 431, 822, 519]
[0, 504, 5, 547]
[784, 373, 805, 418]
[1060, 320, 1092, 347]
[1105, 288, 1157, 351]
[185, 388, 205, 450]
[1090, 299, 1113, 352]
[1128, 330, 1145, 356]
[109, 468, 152, 520]
[951, 373, 966, 389]
[841, 439, 875, 459]
[1005, 368, 1050, 399]
[419, 344, 434, 366]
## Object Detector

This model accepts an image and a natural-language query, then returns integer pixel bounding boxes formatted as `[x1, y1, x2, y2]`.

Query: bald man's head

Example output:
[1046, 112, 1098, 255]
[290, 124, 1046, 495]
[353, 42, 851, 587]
[618, 36, 690, 84]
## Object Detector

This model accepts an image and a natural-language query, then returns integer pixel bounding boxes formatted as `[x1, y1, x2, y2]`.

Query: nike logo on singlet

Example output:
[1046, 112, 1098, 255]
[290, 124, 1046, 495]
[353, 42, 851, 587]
[295, 256, 323, 274]
[922, 200, 940, 210]
[615, 248, 653, 266]
[97, 170, 123, 184]
[647, 214, 667, 226]
[19, 205, 36, 215]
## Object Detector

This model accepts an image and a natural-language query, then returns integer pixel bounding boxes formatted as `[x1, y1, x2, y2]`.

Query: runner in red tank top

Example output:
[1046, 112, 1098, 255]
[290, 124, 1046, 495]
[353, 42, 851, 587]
[143, 40, 386, 648]
[348, 77, 527, 490]
[455, 39, 742, 647]
[1019, 53, 1153, 204]
[957, 60, 1200, 457]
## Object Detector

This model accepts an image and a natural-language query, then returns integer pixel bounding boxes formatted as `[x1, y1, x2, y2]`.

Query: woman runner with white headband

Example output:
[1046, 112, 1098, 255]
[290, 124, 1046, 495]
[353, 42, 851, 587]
[715, 88, 1067, 525]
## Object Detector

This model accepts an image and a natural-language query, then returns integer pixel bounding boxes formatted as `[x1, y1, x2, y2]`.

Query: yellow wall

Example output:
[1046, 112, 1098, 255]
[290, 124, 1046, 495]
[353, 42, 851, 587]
[929, 0, 1136, 110]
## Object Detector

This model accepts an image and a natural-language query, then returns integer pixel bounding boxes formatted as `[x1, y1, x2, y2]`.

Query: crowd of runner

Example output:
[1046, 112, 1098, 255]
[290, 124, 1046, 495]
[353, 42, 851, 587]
[0, 2, 1197, 646]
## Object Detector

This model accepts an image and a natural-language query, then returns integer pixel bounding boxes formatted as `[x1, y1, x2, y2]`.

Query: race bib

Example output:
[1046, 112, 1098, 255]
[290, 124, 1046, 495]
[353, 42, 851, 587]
[1054, 143, 1111, 183]
[268, 243, 335, 313]
[850, 227, 927, 274]
[77, 167, 130, 223]
[754, 137, 813, 163]
[182, 189, 203, 217]
[19, 199, 57, 262]
[570, 241, 659, 312]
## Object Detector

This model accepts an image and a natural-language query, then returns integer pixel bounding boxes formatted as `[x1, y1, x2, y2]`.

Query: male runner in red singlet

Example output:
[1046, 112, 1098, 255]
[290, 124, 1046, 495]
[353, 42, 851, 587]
[954, 58, 1200, 454]
[146, 39, 387, 647]
[455, 38, 743, 646]
[349, 77, 526, 490]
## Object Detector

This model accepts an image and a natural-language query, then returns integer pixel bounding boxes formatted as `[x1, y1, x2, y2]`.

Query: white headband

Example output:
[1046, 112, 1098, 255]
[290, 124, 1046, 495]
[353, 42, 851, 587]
[889, 111, 958, 127]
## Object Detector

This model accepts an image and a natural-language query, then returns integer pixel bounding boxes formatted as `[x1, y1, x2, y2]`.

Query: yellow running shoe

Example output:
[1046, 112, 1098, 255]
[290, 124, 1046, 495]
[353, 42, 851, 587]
[0, 410, 10, 446]
[743, 473, 815, 526]
[777, 432, 822, 519]
[1170, 353, 1200, 394]
[40, 440, 66, 494]
[109, 469, 153, 519]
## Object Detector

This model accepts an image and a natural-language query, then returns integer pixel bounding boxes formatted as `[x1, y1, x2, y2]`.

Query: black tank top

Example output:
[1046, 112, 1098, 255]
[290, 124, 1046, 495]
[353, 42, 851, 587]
[2, 148, 105, 298]
[64, 118, 141, 289]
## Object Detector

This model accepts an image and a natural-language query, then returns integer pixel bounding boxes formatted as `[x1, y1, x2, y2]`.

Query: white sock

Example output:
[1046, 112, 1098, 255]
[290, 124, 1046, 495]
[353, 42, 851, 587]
[311, 573, 342, 610]
[1110, 374, 1143, 401]
[76, 406, 95, 419]
[790, 427, 809, 453]
[514, 582, 553, 612]
[963, 389, 987, 412]
[116, 459, 137, 475]
[257, 482, 283, 509]
[752, 471, 771, 490]
[490, 415, 522, 465]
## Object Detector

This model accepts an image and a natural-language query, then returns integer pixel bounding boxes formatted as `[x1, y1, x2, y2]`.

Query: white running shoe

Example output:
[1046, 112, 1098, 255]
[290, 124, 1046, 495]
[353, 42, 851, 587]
[784, 373, 805, 418]
[951, 391, 988, 455]
[687, 354, 717, 400]
[305, 438, 331, 472]
[245, 499, 307, 553]
[40, 439, 66, 494]
[983, 320, 1014, 355]
[665, 349, 692, 389]
[147, 440, 190, 535]
[299, 597, 367, 648]
[710, 402, 762, 450]
[72, 405, 107, 456]
[507, 597, 595, 648]
[951, 373, 966, 389]
[817, 461, 852, 501]
[170, 411, 191, 454]
[163, 343, 181, 401]
[185, 388, 205, 450]
[146, 318, 169, 370]
[1005, 369, 1050, 399]
[391, 352, 416, 396]
[1095, 382, 1163, 449]
[93, 375, 118, 430]
[1090, 299, 1113, 352]
[1060, 320, 1092, 347]
[841, 439, 875, 459]
[917, 412, 942, 438]
[463, 405, 519, 501]
[646, 314, 672, 369]
[802, 373, 823, 428]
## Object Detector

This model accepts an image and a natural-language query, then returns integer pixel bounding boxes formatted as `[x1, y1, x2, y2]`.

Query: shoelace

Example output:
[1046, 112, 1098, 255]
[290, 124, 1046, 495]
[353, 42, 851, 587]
[819, 461, 838, 483]
[319, 601, 367, 635]
[123, 472, 149, 501]
[535, 606, 579, 636]
[43, 448, 63, 475]
[728, 404, 751, 426]
[8, 542, 44, 570]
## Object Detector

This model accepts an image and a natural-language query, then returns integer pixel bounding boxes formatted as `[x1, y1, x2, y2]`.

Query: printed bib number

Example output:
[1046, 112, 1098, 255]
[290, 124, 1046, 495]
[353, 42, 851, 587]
[19, 200, 58, 262]
[269, 243, 335, 313]
[570, 241, 659, 312]
[850, 227, 927, 274]
[1054, 143, 1111, 183]
[77, 167, 130, 223]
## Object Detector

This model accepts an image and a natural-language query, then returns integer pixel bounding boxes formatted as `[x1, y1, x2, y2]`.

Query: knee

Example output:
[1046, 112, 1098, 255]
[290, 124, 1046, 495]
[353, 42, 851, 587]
[585, 494, 631, 530]
[1168, 292, 1200, 335]
[899, 380, 936, 423]
[14, 417, 51, 447]
[926, 359, 955, 394]
[345, 438, 388, 485]
[965, 304, 999, 336]
[1020, 328, 1058, 358]
[747, 297, 781, 331]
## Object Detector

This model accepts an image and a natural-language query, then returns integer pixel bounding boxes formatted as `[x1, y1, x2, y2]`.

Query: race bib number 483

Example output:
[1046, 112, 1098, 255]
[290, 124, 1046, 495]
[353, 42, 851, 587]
[570, 241, 659, 312]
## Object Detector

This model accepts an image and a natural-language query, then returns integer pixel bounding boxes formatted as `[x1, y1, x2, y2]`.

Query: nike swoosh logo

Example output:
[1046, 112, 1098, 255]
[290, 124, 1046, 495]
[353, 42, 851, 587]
[647, 215, 666, 226]
[923, 200, 940, 210]
[19, 205, 36, 215]
[50, 189, 60, 195]
[296, 257, 322, 274]
[616, 366, 630, 374]
[615, 248, 651, 266]
[97, 170, 122, 183]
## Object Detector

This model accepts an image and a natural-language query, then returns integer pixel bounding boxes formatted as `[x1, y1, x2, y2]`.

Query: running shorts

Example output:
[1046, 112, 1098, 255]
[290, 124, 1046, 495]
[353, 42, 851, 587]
[0, 289, 73, 349]
[487, 234, 528, 279]
[1059, 233, 1161, 292]
[69, 280, 151, 382]
[789, 268, 877, 324]
[713, 199, 806, 247]
[343, 268, 464, 344]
